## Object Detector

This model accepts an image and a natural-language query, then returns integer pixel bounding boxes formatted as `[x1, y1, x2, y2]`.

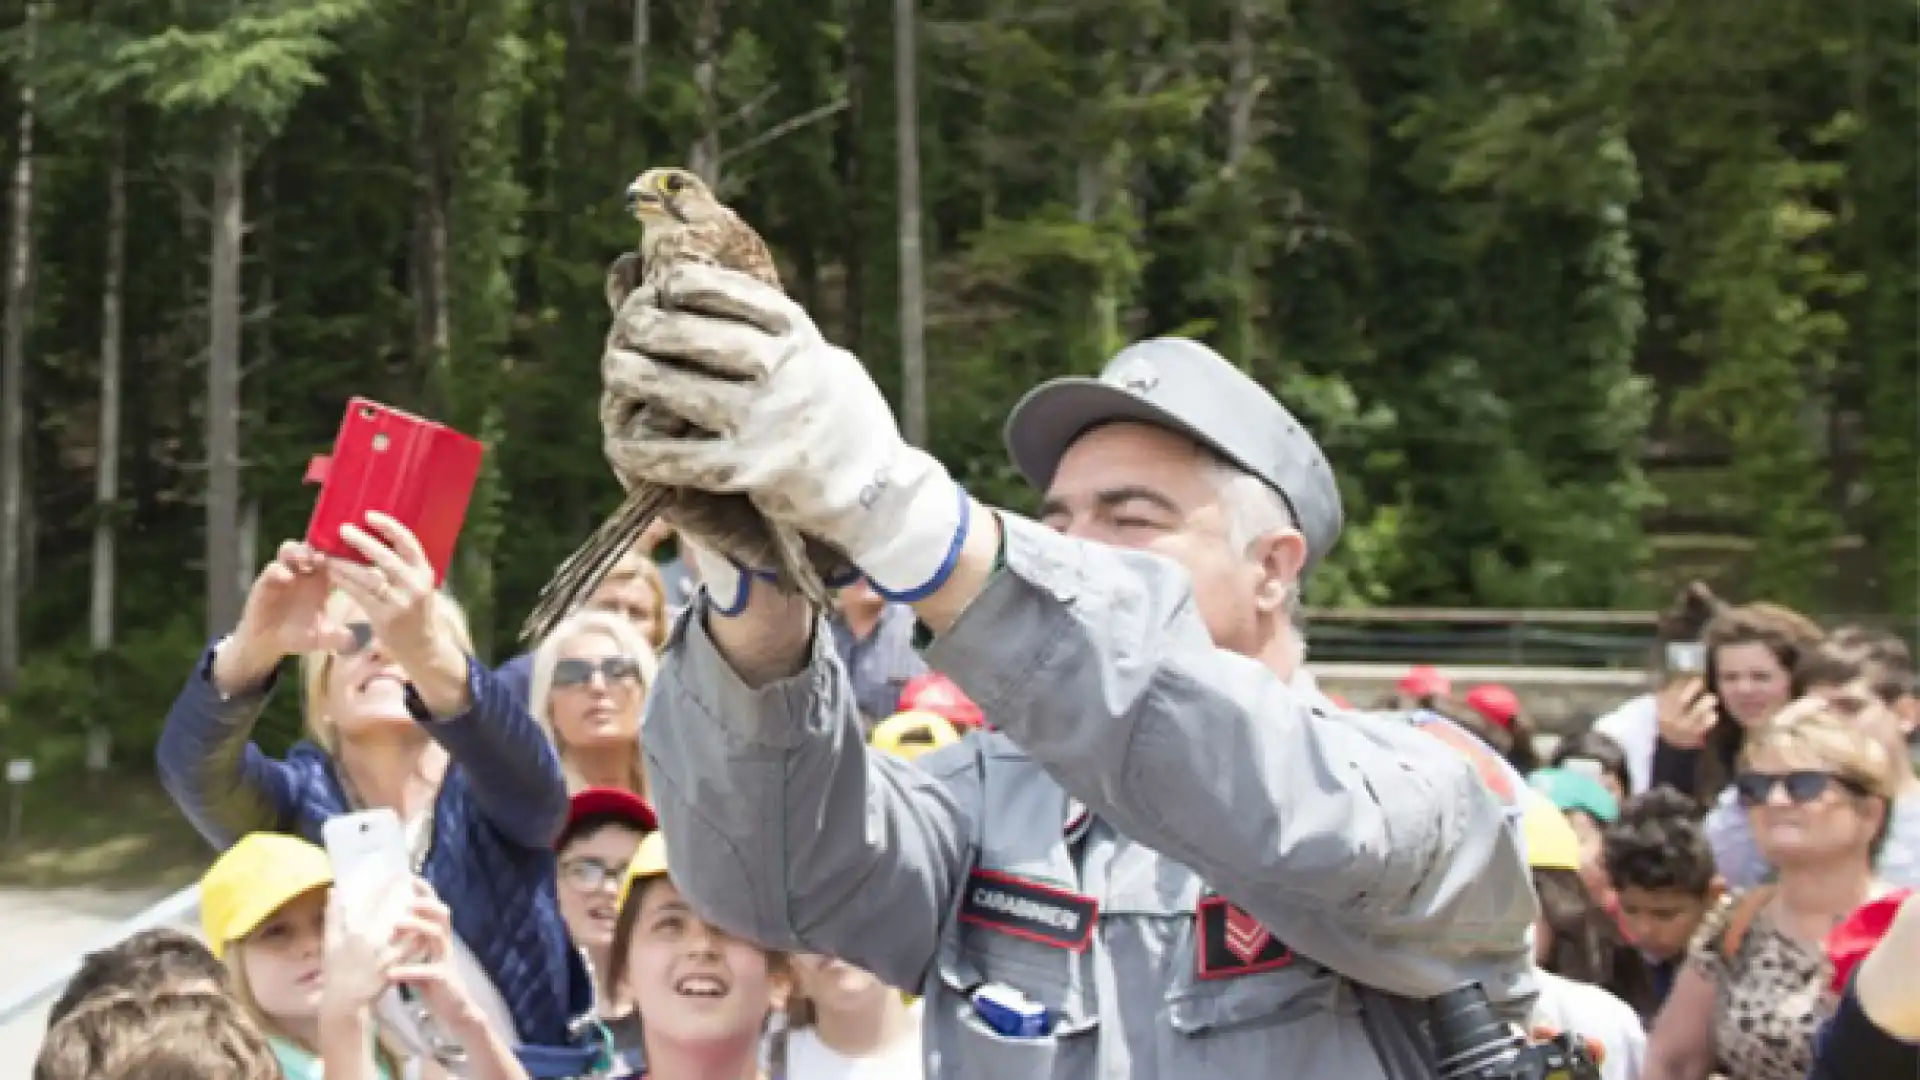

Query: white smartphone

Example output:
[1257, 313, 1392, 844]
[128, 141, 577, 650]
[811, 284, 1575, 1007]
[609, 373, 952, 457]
[1665, 640, 1706, 677]
[322, 809, 413, 942]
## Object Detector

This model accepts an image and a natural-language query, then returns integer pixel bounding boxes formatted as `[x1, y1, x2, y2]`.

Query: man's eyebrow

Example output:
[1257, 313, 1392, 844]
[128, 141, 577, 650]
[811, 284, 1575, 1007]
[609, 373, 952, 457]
[1036, 495, 1069, 519]
[1095, 486, 1181, 515]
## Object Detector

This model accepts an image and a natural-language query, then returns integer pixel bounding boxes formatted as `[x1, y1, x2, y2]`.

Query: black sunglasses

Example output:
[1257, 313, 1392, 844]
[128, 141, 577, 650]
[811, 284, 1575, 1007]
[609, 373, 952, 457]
[560, 855, 623, 892]
[1733, 769, 1867, 807]
[335, 621, 376, 656]
[552, 656, 642, 689]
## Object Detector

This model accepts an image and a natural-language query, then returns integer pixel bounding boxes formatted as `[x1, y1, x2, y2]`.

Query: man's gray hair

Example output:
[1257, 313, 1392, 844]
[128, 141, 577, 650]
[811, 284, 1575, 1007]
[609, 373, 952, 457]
[1205, 456, 1309, 662]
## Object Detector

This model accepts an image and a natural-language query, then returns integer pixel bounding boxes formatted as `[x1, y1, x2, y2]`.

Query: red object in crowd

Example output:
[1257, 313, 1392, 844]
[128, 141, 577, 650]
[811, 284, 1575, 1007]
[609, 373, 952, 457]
[897, 673, 987, 730]
[1826, 888, 1913, 995]
[1398, 665, 1451, 700]
[1465, 684, 1522, 729]
[1325, 692, 1353, 710]
[565, 787, 658, 835]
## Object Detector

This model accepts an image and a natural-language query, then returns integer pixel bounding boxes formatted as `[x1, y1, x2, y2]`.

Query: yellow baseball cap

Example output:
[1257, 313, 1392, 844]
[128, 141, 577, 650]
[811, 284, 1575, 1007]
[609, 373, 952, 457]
[199, 832, 334, 958]
[871, 710, 960, 761]
[1522, 790, 1583, 872]
[616, 829, 671, 912]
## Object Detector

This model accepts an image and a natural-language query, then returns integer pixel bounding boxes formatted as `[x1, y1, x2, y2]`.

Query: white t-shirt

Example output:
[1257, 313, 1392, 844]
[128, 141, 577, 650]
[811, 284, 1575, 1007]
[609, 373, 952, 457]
[1529, 970, 1646, 1080]
[783, 1004, 925, 1080]
[1592, 693, 1659, 795]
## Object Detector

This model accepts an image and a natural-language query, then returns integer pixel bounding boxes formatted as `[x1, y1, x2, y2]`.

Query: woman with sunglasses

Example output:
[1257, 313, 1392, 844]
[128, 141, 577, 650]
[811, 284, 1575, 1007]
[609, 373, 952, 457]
[156, 515, 597, 1078]
[528, 610, 657, 796]
[1642, 701, 1901, 1080]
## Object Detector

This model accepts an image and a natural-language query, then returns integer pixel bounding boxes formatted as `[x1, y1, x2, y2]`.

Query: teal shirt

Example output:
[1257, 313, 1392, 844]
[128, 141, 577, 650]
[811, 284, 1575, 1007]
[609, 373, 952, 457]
[269, 1035, 398, 1080]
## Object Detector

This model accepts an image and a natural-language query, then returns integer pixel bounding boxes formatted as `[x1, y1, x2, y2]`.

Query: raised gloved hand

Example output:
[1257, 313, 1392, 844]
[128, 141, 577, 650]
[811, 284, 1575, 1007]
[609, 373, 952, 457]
[604, 262, 971, 601]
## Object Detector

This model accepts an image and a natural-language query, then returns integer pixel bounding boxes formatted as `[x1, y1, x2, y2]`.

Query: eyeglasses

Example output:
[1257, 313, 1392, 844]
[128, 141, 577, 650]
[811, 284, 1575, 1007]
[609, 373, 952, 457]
[336, 621, 376, 656]
[1733, 769, 1867, 807]
[561, 856, 623, 892]
[552, 656, 642, 689]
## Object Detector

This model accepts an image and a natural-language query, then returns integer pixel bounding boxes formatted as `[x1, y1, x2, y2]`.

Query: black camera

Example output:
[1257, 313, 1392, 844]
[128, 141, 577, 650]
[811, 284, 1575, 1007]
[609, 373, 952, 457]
[1430, 983, 1604, 1080]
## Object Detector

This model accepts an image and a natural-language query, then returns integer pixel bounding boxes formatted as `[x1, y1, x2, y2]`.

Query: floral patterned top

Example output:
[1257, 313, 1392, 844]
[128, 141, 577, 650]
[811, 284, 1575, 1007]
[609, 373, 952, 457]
[1688, 893, 1832, 1080]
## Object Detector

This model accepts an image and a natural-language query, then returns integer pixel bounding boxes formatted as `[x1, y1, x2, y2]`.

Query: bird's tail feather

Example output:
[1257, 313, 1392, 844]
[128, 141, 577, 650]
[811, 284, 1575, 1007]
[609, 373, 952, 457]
[521, 484, 671, 644]
[769, 522, 833, 612]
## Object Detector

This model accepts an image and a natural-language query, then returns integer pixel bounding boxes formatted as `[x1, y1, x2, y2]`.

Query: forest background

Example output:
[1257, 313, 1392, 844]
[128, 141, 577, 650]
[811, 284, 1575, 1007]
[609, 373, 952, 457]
[0, 0, 1912, 771]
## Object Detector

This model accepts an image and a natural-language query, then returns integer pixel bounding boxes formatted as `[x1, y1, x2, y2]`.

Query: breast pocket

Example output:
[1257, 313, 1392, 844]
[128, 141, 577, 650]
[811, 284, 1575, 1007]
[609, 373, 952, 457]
[932, 859, 1101, 1080]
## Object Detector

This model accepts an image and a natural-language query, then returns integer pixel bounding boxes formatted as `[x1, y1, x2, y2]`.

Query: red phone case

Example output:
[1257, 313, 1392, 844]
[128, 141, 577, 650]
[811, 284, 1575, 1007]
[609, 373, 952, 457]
[304, 398, 484, 587]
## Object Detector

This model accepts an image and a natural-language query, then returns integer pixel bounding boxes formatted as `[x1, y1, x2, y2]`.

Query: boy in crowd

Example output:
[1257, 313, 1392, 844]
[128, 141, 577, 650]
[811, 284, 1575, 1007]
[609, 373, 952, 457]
[1602, 789, 1723, 1020]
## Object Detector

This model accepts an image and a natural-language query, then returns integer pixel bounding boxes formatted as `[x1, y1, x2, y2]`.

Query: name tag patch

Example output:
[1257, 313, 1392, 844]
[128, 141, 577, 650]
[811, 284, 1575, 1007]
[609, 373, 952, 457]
[959, 870, 1098, 952]
[1196, 896, 1294, 979]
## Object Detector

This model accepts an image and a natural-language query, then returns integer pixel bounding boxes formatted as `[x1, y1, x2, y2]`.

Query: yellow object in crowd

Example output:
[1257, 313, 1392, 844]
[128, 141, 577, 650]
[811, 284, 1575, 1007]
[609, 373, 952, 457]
[617, 829, 673, 911]
[200, 833, 335, 958]
[1521, 791, 1583, 873]
[870, 710, 960, 761]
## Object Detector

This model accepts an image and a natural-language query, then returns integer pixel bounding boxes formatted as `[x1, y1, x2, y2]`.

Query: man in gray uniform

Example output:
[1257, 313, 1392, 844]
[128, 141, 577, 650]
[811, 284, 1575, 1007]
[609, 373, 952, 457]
[603, 263, 1537, 1078]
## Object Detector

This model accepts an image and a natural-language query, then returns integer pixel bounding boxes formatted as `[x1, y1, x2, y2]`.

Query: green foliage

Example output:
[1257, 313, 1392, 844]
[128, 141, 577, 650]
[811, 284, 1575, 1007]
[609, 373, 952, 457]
[0, 0, 1910, 765]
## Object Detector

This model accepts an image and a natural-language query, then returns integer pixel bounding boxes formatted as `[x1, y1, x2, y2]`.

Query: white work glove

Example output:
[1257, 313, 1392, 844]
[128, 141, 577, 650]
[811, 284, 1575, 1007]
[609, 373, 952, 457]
[604, 262, 972, 601]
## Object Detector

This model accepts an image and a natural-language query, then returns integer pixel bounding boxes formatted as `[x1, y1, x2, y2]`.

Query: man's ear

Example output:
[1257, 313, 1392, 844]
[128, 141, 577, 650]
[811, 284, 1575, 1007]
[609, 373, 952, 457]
[1249, 530, 1307, 616]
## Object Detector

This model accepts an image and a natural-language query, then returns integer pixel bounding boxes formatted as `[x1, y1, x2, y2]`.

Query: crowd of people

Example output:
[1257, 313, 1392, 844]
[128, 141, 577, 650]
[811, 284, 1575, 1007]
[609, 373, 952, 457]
[27, 263, 1920, 1079]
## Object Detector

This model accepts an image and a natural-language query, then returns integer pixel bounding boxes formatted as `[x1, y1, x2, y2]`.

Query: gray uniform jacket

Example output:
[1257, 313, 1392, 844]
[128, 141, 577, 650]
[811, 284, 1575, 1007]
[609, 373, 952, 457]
[642, 514, 1537, 1079]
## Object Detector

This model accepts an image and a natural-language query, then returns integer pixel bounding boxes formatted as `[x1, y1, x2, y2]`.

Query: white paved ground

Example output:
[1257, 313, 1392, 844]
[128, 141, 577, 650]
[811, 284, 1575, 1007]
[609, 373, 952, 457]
[0, 884, 196, 1073]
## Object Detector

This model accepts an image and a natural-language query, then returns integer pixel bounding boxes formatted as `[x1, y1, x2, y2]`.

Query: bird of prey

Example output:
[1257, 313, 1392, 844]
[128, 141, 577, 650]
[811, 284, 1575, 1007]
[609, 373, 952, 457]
[521, 167, 849, 643]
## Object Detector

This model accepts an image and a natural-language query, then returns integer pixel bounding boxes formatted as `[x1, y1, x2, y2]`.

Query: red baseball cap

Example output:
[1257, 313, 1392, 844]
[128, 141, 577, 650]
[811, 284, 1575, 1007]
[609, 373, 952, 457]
[897, 672, 986, 730]
[1397, 665, 1451, 699]
[560, 787, 658, 847]
[1465, 684, 1522, 728]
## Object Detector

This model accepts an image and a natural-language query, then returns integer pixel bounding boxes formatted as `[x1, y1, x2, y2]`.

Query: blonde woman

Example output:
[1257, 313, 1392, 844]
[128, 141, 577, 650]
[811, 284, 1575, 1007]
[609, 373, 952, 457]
[1643, 700, 1901, 1080]
[156, 515, 598, 1076]
[529, 609, 657, 795]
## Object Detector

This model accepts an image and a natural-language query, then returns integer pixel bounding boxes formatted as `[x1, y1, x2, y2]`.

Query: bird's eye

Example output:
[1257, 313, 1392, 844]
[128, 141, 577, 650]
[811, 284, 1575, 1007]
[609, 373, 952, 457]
[664, 173, 687, 193]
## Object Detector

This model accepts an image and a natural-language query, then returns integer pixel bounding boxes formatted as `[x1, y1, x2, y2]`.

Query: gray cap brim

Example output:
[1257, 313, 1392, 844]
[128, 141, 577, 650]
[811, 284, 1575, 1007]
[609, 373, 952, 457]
[1005, 377, 1248, 497]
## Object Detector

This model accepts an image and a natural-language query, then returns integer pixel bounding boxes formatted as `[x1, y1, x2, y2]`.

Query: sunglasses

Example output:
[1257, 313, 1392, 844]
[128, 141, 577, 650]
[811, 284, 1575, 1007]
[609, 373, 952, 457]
[336, 621, 377, 656]
[553, 656, 643, 689]
[1733, 769, 1867, 807]
[560, 856, 623, 893]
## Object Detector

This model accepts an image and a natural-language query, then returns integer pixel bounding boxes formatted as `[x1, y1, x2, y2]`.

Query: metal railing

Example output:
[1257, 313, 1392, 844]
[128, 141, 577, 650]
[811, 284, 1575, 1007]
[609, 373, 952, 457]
[0, 884, 202, 1028]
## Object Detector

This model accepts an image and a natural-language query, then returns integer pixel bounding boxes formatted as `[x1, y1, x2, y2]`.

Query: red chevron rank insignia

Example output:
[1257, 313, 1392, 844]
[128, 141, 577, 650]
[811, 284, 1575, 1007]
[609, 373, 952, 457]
[1196, 895, 1294, 979]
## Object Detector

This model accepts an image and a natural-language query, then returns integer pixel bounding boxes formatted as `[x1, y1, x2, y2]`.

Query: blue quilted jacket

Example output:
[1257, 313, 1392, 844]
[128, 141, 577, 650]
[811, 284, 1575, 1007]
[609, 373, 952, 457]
[157, 640, 589, 1054]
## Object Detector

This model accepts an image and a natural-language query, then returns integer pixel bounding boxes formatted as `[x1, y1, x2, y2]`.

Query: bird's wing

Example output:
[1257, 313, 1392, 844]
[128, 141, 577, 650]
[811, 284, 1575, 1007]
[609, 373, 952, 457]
[606, 251, 645, 313]
[713, 208, 783, 292]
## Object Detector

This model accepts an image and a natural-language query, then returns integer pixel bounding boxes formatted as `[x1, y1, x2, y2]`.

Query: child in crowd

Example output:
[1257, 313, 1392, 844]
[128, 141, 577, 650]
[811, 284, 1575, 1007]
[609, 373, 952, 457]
[199, 832, 526, 1080]
[778, 956, 923, 1078]
[1602, 789, 1723, 1020]
[605, 831, 789, 1080]
[1524, 793, 1648, 1080]
[1530, 766, 1620, 902]
[552, 787, 659, 1066]
[1553, 729, 1634, 806]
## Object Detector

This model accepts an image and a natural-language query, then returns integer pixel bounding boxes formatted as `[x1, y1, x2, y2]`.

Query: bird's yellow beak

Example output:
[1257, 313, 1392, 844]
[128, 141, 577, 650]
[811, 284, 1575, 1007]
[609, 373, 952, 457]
[624, 181, 666, 219]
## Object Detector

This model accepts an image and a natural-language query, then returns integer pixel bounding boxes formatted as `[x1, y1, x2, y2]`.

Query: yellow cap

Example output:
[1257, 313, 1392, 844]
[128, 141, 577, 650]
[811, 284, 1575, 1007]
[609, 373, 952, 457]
[871, 710, 960, 761]
[1522, 790, 1583, 872]
[199, 833, 334, 958]
[616, 829, 671, 912]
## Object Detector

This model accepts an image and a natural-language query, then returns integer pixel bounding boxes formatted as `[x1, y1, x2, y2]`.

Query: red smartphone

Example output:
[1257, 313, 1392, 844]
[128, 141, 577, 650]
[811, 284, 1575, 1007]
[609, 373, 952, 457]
[303, 398, 484, 587]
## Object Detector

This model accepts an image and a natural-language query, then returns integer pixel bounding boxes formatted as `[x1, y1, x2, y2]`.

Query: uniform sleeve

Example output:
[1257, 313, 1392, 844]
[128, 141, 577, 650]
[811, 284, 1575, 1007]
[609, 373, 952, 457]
[921, 514, 1537, 1004]
[640, 601, 978, 993]
[154, 640, 302, 848]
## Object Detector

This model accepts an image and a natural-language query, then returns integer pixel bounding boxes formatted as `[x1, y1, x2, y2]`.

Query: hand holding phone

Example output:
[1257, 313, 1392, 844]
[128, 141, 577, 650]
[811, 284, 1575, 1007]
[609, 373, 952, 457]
[323, 809, 415, 949]
[1665, 640, 1707, 678]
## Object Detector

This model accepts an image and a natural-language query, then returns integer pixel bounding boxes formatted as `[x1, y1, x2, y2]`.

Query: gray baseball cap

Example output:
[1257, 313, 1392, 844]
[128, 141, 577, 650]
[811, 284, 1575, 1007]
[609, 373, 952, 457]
[1003, 337, 1344, 571]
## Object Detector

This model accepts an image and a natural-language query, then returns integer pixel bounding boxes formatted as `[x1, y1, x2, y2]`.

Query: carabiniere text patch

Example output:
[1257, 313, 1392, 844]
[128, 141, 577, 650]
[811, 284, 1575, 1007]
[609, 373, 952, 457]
[959, 869, 1099, 952]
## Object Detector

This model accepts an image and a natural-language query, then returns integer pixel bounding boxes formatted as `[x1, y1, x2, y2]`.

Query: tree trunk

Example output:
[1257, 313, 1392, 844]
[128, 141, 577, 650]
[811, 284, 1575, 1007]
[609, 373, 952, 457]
[839, 0, 868, 355]
[893, 0, 927, 446]
[239, 164, 272, 588]
[1222, 0, 1259, 367]
[91, 119, 126, 657]
[0, 0, 41, 691]
[205, 111, 246, 635]
[629, 0, 650, 94]
[689, 0, 723, 186]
